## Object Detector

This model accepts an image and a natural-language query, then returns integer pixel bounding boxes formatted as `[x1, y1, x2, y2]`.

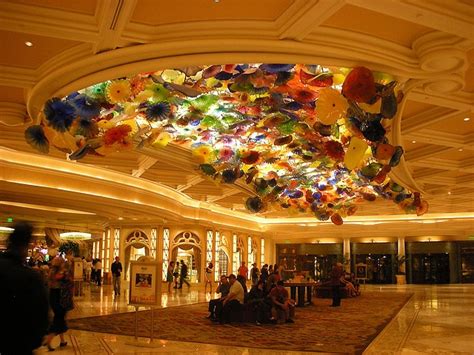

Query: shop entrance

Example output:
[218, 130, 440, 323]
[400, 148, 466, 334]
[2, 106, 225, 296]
[411, 253, 450, 284]
[124, 243, 149, 281]
[355, 254, 393, 284]
[296, 255, 338, 281]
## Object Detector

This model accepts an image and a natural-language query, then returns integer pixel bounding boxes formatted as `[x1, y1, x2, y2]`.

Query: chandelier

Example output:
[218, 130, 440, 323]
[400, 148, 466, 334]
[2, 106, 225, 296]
[25, 63, 428, 225]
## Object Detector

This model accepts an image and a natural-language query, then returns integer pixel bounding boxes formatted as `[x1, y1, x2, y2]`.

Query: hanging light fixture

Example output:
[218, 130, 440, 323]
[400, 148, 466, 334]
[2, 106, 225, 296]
[59, 231, 92, 240]
[0, 226, 14, 233]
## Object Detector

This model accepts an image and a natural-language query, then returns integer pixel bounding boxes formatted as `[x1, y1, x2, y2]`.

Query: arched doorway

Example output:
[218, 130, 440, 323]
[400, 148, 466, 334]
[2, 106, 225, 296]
[124, 230, 150, 281]
[218, 248, 230, 277]
[171, 232, 201, 283]
[232, 235, 245, 274]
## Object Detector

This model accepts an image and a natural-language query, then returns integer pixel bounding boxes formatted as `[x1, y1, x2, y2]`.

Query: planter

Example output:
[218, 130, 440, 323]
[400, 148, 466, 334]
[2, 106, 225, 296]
[395, 274, 406, 285]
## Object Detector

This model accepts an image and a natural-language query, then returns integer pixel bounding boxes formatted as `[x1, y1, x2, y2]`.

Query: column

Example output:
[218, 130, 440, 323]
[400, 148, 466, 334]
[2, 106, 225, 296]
[343, 238, 351, 272]
[397, 236, 406, 273]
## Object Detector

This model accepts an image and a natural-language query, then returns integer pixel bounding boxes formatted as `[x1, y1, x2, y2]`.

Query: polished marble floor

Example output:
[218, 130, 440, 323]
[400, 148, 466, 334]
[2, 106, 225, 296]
[36, 282, 474, 354]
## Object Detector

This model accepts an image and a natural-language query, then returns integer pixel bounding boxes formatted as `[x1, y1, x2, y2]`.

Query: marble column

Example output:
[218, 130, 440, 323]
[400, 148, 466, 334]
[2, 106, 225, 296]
[343, 238, 351, 272]
[397, 236, 406, 273]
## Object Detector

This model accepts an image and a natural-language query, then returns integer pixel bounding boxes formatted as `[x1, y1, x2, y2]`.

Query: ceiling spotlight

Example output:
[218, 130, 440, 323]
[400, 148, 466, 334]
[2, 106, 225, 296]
[464, 117, 470, 122]
[411, 140, 416, 144]
[448, 191, 452, 195]
[458, 148, 463, 152]
[118, 217, 124, 220]
[24, 41, 33, 47]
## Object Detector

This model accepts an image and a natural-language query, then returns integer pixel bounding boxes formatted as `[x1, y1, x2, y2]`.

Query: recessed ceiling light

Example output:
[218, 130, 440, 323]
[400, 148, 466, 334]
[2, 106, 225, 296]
[448, 191, 451, 195]
[458, 148, 463, 152]
[411, 140, 416, 143]
[24, 41, 33, 47]
[464, 117, 470, 122]
[118, 217, 123, 220]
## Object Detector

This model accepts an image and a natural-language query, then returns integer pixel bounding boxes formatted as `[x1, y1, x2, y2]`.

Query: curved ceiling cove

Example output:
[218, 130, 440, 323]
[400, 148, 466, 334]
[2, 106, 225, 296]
[25, 63, 429, 225]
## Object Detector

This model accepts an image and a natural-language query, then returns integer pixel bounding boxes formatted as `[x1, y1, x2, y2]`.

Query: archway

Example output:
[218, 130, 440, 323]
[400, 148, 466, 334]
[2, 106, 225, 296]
[124, 230, 150, 281]
[232, 235, 245, 274]
[171, 232, 202, 283]
[217, 248, 230, 277]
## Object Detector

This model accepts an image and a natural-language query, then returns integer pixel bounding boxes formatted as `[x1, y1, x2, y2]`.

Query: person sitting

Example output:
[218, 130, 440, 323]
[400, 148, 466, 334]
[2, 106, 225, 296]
[207, 275, 230, 320]
[265, 269, 280, 294]
[236, 274, 248, 301]
[247, 280, 271, 325]
[341, 272, 359, 297]
[217, 274, 245, 324]
[269, 280, 295, 323]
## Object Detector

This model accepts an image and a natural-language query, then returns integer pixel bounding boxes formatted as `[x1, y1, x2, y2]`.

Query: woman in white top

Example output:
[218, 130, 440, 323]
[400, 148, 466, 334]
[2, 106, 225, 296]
[205, 262, 213, 294]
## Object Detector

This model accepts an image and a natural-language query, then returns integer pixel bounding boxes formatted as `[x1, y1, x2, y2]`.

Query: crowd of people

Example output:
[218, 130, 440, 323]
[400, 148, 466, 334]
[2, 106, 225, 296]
[207, 261, 295, 325]
[0, 222, 75, 353]
[166, 259, 191, 292]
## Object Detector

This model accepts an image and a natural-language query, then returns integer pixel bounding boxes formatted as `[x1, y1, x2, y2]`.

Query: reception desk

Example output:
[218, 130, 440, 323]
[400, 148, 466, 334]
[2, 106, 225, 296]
[284, 281, 316, 307]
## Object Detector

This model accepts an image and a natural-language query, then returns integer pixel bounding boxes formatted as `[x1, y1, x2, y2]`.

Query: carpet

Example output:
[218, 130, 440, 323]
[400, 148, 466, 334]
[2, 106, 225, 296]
[69, 292, 413, 354]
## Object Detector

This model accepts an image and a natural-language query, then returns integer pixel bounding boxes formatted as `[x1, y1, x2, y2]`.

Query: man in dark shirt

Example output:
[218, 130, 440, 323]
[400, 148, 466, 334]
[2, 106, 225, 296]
[111, 256, 123, 296]
[178, 259, 190, 288]
[207, 275, 230, 320]
[0, 222, 49, 354]
[330, 262, 344, 307]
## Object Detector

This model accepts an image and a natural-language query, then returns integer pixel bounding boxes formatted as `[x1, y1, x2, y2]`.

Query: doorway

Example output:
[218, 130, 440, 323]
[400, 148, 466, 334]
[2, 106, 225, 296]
[124, 243, 149, 281]
[411, 253, 450, 284]
[355, 254, 393, 284]
[171, 245, 201, 283]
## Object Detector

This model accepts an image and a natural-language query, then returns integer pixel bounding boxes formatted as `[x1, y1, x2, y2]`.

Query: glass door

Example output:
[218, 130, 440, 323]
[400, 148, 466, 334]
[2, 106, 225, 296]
[355, 254, 393, 284]
[411, 253, 450, 284]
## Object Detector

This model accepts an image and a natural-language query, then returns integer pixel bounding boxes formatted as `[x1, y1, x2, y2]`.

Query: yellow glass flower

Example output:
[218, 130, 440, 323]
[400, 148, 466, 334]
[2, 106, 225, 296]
[106, 80, 131, 104]
[316, 87, 348, 125]
[192, 145, 214, 163]
[152, 132, 172, 148]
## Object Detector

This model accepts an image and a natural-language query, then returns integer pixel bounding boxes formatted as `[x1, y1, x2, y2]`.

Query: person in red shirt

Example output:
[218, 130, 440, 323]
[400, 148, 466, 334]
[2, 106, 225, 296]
[238, 261, 248, 280]
[269, 280, 294, 323]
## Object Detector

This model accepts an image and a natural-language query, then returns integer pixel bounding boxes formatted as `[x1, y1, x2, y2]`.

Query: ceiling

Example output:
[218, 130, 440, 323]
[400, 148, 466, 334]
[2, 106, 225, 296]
[0, 0, 473, 238]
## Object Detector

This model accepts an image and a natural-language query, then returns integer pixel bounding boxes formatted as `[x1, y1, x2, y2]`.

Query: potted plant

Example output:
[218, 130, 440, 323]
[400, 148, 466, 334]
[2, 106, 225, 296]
[394, 255, 406, 285]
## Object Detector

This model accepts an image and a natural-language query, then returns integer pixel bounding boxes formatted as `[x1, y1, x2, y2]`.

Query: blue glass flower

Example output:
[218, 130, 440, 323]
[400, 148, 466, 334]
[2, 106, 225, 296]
[25, 125, 49, 153]
[44, 97, 76, 132]
[146, 102, 171, 122]
[70, 94, 100, 118]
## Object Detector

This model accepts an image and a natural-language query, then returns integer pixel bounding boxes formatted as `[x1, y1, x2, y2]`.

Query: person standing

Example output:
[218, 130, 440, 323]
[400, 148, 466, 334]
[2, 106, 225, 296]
[330, 262, 344, 307]
[84, 257, 92, 283]
[111, 256, 123, 296]
[205, 262, 213, 294]
[0, 222, 49, 355]
[44, 256, 74, 350]
[178, 259, 190, 288]
[238, 261, 248, 280]
[95, 258, 102, 286]
[173, 261, 180, 289]
[250, 263, 259, 286]
[166, 261, 175, 292]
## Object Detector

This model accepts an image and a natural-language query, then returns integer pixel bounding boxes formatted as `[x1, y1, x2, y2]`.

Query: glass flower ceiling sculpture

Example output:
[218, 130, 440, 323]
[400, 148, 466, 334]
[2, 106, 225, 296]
[25, 64, 429, 225]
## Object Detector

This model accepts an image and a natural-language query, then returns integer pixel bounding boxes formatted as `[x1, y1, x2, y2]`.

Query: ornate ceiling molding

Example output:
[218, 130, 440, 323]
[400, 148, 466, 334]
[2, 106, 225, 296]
[0, 102, 29, 126]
